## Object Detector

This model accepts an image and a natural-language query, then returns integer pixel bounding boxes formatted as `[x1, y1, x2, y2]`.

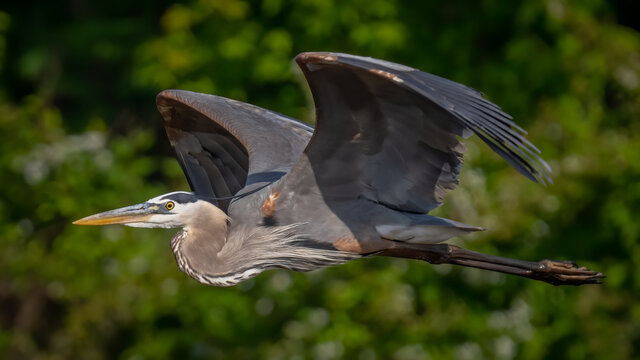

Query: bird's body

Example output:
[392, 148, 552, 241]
[75, 52, 603, 286]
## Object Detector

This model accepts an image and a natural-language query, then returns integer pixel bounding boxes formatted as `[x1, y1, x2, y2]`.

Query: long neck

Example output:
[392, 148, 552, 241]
[172, 221, 360, 287]
[171, 221, 286, 287]
[170, 201, 233, 285]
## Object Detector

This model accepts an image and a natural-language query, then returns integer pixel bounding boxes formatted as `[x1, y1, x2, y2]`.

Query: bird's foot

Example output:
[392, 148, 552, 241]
[535, 259, 605, 286]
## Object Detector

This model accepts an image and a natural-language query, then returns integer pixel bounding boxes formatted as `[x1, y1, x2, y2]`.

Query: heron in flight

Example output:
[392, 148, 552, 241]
[75, 52, 603, 286]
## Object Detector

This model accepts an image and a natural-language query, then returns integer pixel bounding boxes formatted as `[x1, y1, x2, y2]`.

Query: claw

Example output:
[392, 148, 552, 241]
[537, 259, 604, 286]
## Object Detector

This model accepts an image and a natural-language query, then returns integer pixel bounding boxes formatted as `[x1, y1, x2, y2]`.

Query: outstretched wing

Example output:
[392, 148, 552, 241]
[285, 52, 550, 213]
[156, 90, 313, 212]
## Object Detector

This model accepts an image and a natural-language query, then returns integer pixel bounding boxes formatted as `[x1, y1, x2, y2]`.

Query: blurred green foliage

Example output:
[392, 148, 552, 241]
[1, 0, 639, 359]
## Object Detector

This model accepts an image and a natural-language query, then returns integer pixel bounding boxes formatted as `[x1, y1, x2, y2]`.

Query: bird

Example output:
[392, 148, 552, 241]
[74, 52, 603, 286]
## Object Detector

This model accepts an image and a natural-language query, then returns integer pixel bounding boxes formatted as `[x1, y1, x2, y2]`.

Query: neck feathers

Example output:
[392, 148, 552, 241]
[172, 219, 360, 287]
[170, 201, 230, 282]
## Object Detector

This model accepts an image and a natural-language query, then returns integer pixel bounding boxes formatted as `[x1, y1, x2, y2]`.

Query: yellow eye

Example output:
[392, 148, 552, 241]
[165, 201, 175, 210]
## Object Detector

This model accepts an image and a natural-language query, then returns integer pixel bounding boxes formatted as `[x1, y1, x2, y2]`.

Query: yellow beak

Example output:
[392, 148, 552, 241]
[73, 203, 156, 226]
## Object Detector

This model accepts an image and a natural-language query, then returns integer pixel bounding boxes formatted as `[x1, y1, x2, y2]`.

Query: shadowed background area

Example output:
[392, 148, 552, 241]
[1, 0, 639, 359]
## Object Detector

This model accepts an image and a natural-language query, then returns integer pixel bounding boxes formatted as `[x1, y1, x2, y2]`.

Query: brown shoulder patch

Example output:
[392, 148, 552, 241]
[261, 190, 280, 218]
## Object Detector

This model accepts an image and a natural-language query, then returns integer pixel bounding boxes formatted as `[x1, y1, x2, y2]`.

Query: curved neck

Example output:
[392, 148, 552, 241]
[172, 219, 360, 287]
[170, 201, 232, 284]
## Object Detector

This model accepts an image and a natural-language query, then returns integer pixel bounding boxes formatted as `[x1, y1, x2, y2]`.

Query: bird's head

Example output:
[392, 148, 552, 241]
[73, 191, 211, 229]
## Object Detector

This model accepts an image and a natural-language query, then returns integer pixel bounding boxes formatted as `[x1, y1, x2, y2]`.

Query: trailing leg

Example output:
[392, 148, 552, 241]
[378, 243, 604, 286]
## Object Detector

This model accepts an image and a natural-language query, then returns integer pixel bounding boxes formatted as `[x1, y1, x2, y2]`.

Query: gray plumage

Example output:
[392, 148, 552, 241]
[74, 52, 603, 286]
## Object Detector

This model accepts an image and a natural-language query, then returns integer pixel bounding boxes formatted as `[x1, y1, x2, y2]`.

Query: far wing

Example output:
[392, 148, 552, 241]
[285, 52, 550, 213]
[157, 90, 313, 212]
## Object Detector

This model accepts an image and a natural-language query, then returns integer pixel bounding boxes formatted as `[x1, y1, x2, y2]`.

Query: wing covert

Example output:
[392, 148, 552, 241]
[157, 90, 313, 212]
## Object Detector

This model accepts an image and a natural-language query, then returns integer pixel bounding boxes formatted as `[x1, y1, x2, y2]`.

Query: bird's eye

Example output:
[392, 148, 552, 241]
[165, 201, 175, 210]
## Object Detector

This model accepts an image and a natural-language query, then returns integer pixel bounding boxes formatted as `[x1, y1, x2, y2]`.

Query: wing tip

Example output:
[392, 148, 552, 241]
[525, 158, 554, 186]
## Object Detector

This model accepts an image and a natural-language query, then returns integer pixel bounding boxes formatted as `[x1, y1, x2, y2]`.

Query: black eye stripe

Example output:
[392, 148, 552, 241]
[160, 193, 198, 203]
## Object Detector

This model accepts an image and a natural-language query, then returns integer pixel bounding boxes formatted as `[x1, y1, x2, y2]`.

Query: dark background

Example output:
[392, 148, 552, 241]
[1, 0, 639, 359]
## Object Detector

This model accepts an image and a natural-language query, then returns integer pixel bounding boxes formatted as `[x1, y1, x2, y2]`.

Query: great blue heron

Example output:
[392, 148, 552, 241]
[74, 52, 603, 286]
